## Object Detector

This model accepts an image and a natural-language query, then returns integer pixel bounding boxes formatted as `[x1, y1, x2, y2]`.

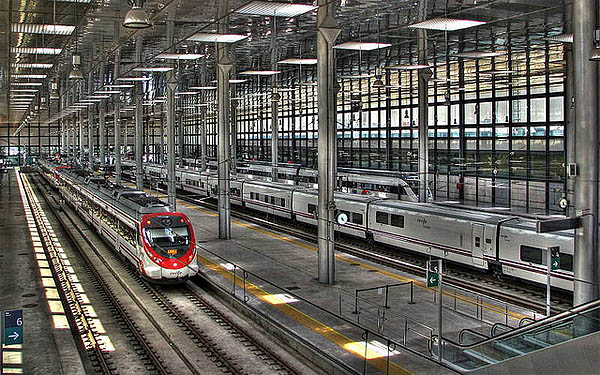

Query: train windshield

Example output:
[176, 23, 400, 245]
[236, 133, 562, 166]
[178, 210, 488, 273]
[144, 225, 191, 259]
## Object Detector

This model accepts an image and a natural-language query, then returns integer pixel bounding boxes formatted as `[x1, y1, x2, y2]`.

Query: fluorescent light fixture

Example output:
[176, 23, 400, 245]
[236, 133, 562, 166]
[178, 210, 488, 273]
[239, 70, 281, 76]
[12, 63, 53, 69]
[105, 84, 134, 89]
[453, 51, 505, 59]
[175, 91, 199, 95]
[157, 53, 204, 60]
[408, 17, 486, 31]
[11, 82, 43, 86]
[50, 0, 92, 3]
[188, 86, 217, 90]
[79, 99, 102, 103]
[479, 70, 517, 75]
[385, 64, 431, 70]
[10, 89, 39, 93]
[133, 67, 174, 72]
[236, 1, 317, 17]
[12, 47, 62, 55]
[339, 73, 375, 79]
[544, 34, 573, 43]
[95, 90, 121, 94]
[276, 88, 296, 92]
[277, 58, 318, 65]
[188, 32, 248, 43]
[88, 95, 111, 99]
[116, 77, 152, 82]
[11, 23, 75, 35]
[12, 74, 48, 79]
[11, 94, 37, 98]
[334, 42, 391, 51]
[211, 79, 248, 84]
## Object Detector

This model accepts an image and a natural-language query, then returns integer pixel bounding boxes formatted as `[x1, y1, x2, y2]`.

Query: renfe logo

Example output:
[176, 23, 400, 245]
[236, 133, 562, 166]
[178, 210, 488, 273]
[417, 216, 430, 228]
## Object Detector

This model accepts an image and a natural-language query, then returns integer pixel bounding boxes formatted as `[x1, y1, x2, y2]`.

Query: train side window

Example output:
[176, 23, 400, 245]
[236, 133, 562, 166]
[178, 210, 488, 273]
[250, 192, 255, 200]
[264, 195, 270, 203]
[353, 213, 363, 225]
[376, 211, 389, 225]
[308, 204, 317, 215]
[399, 186, 407, 196]
[280, 199, 286, 208]
[520, 245, 543, 264]
[560, 254, 573, 272]
[391, 214, 404, 228]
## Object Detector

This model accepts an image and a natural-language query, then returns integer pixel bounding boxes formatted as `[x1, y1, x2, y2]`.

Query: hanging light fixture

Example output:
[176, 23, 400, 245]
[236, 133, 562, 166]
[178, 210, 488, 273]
[69, 54, 84, 80]
[123, 0, 152, 29]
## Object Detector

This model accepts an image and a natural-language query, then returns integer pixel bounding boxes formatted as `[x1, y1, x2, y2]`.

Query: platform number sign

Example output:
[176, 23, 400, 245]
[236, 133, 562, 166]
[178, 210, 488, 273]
[426, 262, 440, 288]
[2, 309, 24, 345]
[550, 246, 561, 271]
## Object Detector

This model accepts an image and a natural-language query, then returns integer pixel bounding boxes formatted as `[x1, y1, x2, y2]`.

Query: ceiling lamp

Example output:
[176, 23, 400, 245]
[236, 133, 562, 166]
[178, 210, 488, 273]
[69, 55, 84, 80]
[123, 1, 152, 29]
[239, 70, 281, 76]
[188, 32, 248, 43]
[590, 49, 600, 61]
[277, 58, 318, 65]
[157, 53, 204, 60]
[334, 42, 391, 51]
[236, 1, 317, 17]
[372, 74, 385, 88]
[408, 17, 486, 31]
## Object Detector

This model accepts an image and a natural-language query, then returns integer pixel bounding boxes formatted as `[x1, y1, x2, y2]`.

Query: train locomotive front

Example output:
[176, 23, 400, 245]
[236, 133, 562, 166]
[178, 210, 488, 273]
[139, 212, 198, 282]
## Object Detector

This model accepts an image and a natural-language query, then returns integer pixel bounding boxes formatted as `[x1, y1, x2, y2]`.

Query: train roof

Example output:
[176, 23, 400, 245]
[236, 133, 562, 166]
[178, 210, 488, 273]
[294, 188, 383, 203]
[243, 179, 299, 191]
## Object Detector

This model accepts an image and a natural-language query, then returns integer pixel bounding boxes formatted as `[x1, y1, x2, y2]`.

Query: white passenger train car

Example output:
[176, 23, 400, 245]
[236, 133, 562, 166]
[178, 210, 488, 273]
[292, 190, 379, 239]
[242, 180, 296, 219]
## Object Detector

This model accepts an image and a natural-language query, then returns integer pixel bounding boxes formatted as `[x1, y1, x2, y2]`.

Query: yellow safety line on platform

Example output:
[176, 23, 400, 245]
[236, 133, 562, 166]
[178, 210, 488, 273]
[197, 254, 413, 375]
[129, 182, 529, 321]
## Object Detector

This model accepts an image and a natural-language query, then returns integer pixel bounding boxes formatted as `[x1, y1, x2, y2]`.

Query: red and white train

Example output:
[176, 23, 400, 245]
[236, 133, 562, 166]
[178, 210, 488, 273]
[39, 159, 198, 282]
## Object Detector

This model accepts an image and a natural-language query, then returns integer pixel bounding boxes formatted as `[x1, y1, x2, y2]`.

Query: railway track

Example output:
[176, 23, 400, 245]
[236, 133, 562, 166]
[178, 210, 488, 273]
[29, 171, 301, 375]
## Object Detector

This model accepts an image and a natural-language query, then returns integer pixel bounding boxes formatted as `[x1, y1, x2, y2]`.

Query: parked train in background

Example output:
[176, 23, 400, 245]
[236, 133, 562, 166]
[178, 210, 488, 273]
[38, 159, 198, 283]
[125, 160, 575, 291]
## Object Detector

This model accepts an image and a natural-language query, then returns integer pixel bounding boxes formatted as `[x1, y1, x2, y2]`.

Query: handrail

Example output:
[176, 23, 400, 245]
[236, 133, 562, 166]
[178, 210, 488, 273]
[459, 329, 489, 344]
[441, 298, 600, 350]
[519, 317, 536, 327]
[490, 322, 512, 337]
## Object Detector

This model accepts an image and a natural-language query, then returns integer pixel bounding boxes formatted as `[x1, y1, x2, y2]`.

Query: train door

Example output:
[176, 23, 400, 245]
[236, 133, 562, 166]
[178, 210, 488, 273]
[471, 223, 485, 266]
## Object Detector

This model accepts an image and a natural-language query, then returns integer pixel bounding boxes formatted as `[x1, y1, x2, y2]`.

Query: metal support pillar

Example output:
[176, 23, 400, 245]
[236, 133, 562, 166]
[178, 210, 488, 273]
[271, 16, 279, 181]
[565, 3, 576, 217]
[114, 31, 122, 184]
[99, 58, 106, 168]
[60, 79, 66, 156]
[316, 0, 340, 284]
[166, 18, 177, 210]
[231, 96, 238, 173]
[159, 108, 165, 164]
[178, 107, 184, 167]
[200, 106, 207, 171]
[217, 0, 232, 239]
[573, 0, 600, 305]
[79, 84, 84, 166]
[417, 0, 431, 203]
[135, 34, 144, 190]
[88, 70, 95, 168]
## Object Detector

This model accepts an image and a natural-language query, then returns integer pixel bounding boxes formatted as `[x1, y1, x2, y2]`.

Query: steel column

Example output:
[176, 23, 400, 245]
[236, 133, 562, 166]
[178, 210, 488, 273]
[417, 0, 431, 203]
[271, 15, 279, 182]
[99, 58, 106, 168]
[573, 0, 600, 305]
[166, 19, 177, 210]
[88, 70, 95, 168]
[79, 82, 84, 166]
[159, 108, 165, 164]
[565, 2, 575, 217]
[200, 106, 207, 171]
[316, 0, 340, 284]
[114, 25, 122, 184]
[231, 95, 238, 172]
[217, 0, 232, 239]
[135, 34, 144, 190]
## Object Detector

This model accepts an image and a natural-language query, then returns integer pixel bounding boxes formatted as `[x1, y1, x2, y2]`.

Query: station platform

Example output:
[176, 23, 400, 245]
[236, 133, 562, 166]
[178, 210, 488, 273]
[0, 168, 84, 374]
[150, 191, 541, 375]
